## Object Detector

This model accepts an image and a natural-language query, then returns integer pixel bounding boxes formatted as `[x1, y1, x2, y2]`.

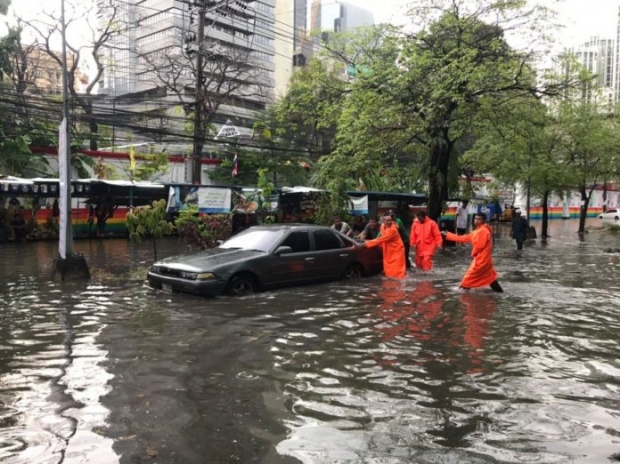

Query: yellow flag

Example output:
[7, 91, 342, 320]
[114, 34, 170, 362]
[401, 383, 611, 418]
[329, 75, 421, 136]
[129, 145, 136, 172]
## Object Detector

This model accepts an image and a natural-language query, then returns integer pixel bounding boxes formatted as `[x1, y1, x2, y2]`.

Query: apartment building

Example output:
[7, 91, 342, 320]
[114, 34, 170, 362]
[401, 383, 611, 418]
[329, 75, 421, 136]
[568, 36, 615, 106]
[309, 0, 374, 34]
[99, 0, 276, 136]
[273, 0, 307, 98]
[16, 45, 86, 95]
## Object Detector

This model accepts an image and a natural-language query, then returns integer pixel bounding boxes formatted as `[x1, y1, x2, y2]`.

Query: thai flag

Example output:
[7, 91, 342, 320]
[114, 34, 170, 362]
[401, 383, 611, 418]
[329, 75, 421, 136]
[231, 153, 239, 177]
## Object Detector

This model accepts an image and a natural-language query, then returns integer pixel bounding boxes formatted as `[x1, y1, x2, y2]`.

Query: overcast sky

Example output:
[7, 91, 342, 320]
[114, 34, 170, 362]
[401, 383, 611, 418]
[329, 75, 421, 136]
[6, 0, 620, 52]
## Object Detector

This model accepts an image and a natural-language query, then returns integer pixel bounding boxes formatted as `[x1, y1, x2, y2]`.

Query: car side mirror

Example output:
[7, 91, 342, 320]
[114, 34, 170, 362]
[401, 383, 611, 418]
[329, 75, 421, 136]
[274, 246, 293, 256]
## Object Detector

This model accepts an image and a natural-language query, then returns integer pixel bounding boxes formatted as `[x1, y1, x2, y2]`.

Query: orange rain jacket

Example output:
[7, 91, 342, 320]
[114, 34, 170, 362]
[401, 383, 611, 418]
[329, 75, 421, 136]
[410, 218, 443, 260]
[445, 224, 498, 288]
[365, 223, 406, 279]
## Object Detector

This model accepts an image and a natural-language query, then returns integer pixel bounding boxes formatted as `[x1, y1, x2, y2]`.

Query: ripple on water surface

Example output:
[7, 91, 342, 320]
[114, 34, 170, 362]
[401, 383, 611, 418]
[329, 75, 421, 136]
[273, 224, 620, 463]
[0, 224, 619, 463]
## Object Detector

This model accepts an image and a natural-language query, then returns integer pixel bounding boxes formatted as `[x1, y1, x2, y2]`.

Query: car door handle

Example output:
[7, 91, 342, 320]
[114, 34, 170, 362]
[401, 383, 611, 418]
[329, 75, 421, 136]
[305, 257, 315, 262]
[339, 254, 348, 257]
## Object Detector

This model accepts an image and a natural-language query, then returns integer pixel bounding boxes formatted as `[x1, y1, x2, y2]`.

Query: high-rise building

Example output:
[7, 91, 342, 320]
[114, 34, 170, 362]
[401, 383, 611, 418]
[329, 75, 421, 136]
[309, 0, 373, 33]
[568, 36, 615, 106]
[274, 0, 307, 98]
[615, 6, 620, 103]
[99, 0, 276, 135]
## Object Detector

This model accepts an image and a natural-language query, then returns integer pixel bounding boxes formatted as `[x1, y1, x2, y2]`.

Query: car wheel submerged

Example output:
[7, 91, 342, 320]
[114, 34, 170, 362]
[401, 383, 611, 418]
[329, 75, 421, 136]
[342, 263, 364, 280]
[226, 274, 257, 296]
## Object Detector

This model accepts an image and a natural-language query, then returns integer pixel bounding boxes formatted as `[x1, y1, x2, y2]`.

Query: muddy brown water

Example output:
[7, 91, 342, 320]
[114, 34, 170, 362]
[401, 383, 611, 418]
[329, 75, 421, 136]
[0, 219, 619, 463]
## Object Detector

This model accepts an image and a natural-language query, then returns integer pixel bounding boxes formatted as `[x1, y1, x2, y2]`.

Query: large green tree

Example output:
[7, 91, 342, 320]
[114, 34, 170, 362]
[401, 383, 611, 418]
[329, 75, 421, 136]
[270, 0, 576, 220]
[464, 97, 568, 237]
[556, 101, 620, 234]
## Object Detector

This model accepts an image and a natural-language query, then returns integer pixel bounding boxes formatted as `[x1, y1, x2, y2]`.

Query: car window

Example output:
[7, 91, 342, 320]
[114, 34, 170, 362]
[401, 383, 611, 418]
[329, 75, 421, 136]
[279, 231, 311, 253]
[608, 210, 617, 214]
[220, 228, 286, 252]
[313, 230, 345, 251]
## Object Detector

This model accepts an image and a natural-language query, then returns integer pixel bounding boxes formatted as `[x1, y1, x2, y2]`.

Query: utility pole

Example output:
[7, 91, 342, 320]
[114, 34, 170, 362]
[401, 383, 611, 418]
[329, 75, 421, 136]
[191, 0, 206, 184]
[53, 0, 90, 281]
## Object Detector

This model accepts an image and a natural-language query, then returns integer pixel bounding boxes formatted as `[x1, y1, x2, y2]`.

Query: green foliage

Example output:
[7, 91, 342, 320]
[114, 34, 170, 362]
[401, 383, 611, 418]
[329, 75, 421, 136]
[0, 0, 10, 15]
[126, 151, 169, 181]
[174, 206, 232, 249]
[312, 190, 350, 227]
[256, 167, 274, 197]
[0, 134, 50, 176]
[271, 58, 348, 158]
[209, 147, 312, 188]
[126, 200, 174, 243]
[0, 26, 19, 81]
[272, 1, 574, 220]
[126, 200, 174, 260]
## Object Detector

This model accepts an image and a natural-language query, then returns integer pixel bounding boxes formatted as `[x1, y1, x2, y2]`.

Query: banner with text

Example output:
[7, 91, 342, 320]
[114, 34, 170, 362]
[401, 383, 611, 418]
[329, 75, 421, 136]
[199, 187, 232, 213]
[348, 195, 368, 215]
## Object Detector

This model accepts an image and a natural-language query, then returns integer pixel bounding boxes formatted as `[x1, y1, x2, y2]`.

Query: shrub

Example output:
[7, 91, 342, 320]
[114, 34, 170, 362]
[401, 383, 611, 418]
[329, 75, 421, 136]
[126, 199, 174, 260]
[175, 206, 232, 249]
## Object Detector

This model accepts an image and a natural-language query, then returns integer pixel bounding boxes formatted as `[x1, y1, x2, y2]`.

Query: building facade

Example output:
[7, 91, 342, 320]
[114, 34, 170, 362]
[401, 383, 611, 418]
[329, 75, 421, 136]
[568, 36, 615, 106]
[274, 0, 307, 99]
[99, 0, 276, 135]
[309, 0, 374, 33]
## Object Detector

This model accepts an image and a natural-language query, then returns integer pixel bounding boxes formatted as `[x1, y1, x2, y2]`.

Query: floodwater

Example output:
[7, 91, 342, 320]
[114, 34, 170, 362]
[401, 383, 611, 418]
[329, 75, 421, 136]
[1, 219, 619, 464]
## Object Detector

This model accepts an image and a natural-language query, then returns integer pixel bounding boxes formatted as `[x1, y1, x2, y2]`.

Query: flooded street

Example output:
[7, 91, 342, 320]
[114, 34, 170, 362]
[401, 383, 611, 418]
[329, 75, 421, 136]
[1, 219, 619, 463]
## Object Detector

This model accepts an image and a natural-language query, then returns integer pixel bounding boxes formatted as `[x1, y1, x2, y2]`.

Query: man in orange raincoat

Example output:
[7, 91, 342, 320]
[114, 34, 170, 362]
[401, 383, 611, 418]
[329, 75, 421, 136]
[441, 213, 503, 292]
[410, 210, 443, 271]
[363, 213, 406, 279]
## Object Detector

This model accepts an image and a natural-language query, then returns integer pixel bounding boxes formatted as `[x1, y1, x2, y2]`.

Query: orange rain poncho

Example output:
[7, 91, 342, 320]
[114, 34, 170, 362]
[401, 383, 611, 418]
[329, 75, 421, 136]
[365, 223, 406, 279]
[410, 218, 443, 271]
[445, 224, 498, 288]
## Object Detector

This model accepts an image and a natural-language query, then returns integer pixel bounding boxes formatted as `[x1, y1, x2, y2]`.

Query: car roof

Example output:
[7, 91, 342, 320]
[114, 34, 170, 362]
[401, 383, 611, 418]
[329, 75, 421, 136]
[248, 223, 332, 231]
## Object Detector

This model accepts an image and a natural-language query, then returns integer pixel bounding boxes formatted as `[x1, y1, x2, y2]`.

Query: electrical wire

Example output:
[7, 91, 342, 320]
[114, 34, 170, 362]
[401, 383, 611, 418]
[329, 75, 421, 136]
[4, 0, 359, 160]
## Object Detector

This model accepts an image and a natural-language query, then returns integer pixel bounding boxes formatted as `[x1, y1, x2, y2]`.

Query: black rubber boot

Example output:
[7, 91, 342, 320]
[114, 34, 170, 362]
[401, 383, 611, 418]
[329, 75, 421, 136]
[490, 280, 504, 293]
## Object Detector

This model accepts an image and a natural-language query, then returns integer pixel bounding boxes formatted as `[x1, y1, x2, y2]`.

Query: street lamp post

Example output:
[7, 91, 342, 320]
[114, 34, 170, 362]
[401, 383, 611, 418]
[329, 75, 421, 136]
[53, 0, 90, 281]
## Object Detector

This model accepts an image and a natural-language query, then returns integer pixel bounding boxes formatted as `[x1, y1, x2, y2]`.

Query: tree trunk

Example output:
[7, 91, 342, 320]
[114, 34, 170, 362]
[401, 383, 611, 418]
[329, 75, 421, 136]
[541, 190, 549, 239]
[152, 235, 158, 262]
[89, 118, 99, 150]
[578, 186, 589, 235]
[427, 141, 451, 221]
[86, 102, 99, 150]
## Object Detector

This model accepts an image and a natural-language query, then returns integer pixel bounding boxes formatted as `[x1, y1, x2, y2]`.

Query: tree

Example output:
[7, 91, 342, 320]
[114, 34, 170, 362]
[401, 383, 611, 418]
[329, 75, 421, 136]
[129, 4, 271, 183]
[0, 134, 49, 176]
[464, 97, 568, 238]
[556, 101, 620, 235]
[310, 0, 573, 220]
[21, 0, 121, 150]
[271, 58, 348, 161]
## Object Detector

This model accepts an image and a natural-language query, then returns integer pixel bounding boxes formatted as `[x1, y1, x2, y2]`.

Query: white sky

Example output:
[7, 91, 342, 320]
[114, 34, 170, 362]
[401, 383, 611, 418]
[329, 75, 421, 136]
[354, 0, 619, 46]
[4, 0, 620, 64]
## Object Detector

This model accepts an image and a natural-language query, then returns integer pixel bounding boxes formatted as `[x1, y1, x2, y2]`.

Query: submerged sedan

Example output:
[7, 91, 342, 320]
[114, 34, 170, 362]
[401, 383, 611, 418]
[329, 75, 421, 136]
[147, 224, 383, 297]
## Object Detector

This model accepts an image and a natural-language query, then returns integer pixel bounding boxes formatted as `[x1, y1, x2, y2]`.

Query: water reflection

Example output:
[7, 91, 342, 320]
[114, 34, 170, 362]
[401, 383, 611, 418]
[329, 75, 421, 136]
[0, 221, 619, 463]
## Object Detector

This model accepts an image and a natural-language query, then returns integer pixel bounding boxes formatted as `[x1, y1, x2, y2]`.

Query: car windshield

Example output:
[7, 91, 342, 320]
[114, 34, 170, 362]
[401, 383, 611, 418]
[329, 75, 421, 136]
[219, 228, 287, 252]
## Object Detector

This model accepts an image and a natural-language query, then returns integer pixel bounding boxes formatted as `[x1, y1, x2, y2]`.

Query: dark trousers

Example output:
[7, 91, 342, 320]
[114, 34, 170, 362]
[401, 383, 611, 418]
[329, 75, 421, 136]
[516, 238, 525, 250]
[404, 243, 412, 269]
[490, 280, 504, 293]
